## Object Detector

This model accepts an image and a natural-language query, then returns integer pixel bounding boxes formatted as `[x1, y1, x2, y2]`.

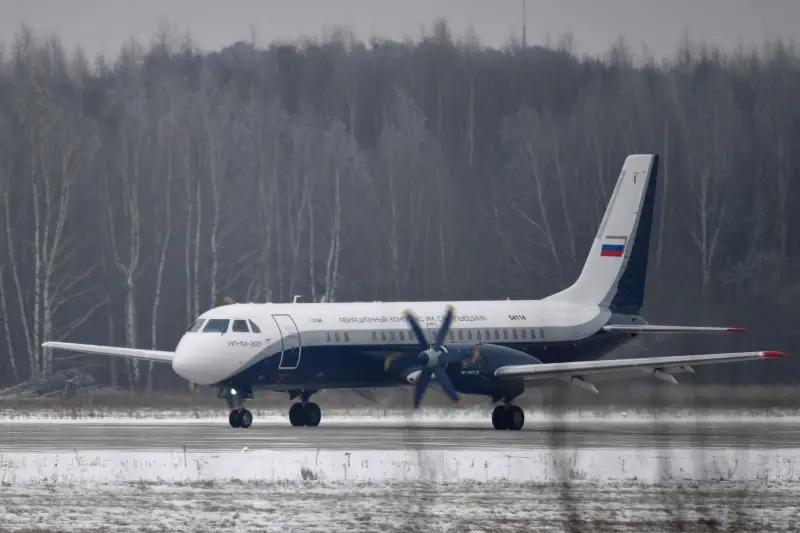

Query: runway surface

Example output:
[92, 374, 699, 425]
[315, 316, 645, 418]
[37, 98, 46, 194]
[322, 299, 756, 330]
[0, 418, 795, 451]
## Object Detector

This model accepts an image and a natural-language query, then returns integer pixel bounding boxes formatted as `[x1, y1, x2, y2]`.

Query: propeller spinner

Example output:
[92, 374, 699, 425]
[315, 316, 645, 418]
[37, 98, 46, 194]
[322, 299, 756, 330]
[403, 305, 477, 408]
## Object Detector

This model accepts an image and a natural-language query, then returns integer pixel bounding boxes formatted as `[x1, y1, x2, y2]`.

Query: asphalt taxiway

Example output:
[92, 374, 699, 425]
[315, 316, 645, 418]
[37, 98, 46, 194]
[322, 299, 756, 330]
[0, 419, 794, 451]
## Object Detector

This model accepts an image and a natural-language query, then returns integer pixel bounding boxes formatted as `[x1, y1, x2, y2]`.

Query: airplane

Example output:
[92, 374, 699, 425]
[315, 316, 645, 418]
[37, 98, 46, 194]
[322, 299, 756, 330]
[43, 153, 788, 431]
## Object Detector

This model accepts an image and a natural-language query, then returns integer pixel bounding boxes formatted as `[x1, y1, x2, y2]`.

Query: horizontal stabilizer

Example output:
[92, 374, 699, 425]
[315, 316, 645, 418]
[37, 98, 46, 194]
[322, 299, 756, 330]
[495, 351, 787, 381]
[603, 325, 747, 334]
[42, 341, 174, 363]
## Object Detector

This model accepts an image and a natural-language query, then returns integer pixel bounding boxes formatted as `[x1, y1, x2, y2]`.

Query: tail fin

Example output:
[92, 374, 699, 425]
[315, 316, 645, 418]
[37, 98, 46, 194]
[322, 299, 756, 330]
[545, 153, 659, 314]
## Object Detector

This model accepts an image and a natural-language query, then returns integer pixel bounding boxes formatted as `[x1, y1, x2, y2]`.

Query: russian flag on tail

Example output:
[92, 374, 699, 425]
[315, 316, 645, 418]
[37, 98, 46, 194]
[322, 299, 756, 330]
[600, 235, 627, 257]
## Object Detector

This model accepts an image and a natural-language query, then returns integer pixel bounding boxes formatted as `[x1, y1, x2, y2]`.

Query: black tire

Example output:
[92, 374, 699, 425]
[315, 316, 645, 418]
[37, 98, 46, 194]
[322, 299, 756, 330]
[229, 409, 242, 428]
[506, 405, 525, 431]
[304, 403, 322, 427]
[289, 402, 307, 426]
[239, 409, 253, 428]
[491, 405, 508, 430]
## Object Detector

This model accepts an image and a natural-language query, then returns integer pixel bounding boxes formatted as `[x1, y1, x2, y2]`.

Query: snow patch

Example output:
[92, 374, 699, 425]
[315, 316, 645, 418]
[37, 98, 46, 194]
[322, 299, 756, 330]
[0, 447, 797, 486]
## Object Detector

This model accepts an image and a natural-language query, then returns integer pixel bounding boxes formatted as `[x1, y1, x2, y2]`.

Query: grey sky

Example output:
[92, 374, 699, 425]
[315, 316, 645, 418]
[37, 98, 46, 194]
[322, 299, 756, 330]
[1, 0, 798, 60]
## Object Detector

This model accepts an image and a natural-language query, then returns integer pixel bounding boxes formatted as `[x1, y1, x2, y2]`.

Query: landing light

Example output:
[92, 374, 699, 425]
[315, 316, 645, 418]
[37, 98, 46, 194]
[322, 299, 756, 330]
[231, 388, 237, 395]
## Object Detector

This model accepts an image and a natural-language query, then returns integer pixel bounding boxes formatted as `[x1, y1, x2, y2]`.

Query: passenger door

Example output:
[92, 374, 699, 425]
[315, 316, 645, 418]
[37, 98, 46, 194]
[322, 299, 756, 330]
[272, 314, 302, 370]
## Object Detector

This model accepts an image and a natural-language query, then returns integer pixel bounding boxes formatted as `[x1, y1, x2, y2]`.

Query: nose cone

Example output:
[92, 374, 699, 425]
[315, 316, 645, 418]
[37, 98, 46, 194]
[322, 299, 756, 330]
[171, 336, 194, 381]
[171, 335, 220, 386]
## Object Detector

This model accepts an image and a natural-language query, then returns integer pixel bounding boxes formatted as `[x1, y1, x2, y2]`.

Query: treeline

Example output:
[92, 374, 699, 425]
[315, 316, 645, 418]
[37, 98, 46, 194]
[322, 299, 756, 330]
[0, 22, 797, 391]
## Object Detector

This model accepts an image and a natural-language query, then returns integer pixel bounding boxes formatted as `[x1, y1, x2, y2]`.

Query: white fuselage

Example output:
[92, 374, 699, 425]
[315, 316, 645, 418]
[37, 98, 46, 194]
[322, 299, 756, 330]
[170, 299, 612, 386]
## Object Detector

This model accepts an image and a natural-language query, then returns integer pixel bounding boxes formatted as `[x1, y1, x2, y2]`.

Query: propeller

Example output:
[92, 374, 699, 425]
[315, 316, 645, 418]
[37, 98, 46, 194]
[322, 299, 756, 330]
[402, 305, 478, 408]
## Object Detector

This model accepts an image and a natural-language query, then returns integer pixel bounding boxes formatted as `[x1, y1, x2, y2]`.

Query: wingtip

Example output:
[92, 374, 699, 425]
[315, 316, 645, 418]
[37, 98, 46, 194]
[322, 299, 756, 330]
[727, 328, 747, 333]
[760, 351, 789, 358]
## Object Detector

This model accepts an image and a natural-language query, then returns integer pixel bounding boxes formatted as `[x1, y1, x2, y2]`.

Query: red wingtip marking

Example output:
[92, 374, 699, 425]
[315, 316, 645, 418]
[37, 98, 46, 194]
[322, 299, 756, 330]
[760, 351, 789, 358]
[727, 328, 747, 333]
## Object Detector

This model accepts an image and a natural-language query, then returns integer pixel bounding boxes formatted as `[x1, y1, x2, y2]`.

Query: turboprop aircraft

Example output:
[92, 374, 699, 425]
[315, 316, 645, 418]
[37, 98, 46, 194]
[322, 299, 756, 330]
[43, 154, 787, 430]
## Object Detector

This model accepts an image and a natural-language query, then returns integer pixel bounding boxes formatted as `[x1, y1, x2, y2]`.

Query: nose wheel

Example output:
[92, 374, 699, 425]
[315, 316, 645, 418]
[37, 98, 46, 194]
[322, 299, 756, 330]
[229, 408, 253, 428]
[491, 404, 524, 430]
[289, 402, 322, 427]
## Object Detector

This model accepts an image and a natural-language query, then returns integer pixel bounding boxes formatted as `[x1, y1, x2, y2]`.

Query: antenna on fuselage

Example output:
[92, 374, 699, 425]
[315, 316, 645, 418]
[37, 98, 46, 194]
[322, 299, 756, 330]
[292, 295, 302, 303]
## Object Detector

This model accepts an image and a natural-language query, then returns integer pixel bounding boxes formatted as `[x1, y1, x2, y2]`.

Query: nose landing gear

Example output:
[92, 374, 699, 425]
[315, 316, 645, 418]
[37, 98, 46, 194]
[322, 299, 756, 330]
[229, 408, 253, 428]
[219, 386, 254, 429]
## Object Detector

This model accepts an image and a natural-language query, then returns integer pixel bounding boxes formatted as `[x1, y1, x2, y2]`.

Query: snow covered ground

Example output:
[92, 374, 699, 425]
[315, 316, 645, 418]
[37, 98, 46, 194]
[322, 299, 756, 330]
[2, 445, 800, 532]
[2, 409, 799, 532]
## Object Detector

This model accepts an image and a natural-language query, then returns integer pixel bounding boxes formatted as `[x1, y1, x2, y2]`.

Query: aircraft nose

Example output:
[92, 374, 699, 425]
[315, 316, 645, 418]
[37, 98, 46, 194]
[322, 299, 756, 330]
[171, 337, 193, 381]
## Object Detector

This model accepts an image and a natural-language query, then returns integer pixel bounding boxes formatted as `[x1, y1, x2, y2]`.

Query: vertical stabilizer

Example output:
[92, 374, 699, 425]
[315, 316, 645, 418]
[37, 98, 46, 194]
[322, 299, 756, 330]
[544, 154, 659, 313]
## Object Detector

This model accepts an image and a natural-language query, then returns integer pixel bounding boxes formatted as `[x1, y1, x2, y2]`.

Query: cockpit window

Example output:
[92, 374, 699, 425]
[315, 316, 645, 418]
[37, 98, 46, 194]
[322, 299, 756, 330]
[203, 319, 230, 333]
[187, 319, 205, 332]
[248, 320, 261, 333]
[232, 320, 250, 333]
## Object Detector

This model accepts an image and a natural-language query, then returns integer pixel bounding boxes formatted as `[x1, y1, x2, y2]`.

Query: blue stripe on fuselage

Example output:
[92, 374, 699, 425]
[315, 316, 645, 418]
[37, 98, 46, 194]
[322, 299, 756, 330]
[221, 328, 632, 392]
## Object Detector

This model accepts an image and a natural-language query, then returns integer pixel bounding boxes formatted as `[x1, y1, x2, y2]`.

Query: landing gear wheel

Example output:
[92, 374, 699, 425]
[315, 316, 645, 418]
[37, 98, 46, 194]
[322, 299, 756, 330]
[304, 402, 322, 427]
[492, 405, 508, 430]
[239, 409, 253, 429]
[506, 405, 525, 431]
[289, 402, 307, 427]
[229, 409, 241, 428]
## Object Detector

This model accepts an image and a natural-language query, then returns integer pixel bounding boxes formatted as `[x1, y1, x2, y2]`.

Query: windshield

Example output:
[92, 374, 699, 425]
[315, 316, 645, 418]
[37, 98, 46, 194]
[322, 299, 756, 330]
[203, 319, 230, 333]
[187, 319, 205, 332]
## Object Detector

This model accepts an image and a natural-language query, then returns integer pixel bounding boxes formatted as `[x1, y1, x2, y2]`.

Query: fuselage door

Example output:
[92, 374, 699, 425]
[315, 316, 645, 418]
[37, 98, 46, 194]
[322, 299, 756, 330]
[272, 314, 302, 370]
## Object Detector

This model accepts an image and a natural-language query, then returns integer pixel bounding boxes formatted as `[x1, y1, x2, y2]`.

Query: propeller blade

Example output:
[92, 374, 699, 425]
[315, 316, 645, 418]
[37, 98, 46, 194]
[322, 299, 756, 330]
[433, 365, 460, 404]
[413, 367, 433, 408]
[403, 309, 430, 350]
[434, 305, 455, 349]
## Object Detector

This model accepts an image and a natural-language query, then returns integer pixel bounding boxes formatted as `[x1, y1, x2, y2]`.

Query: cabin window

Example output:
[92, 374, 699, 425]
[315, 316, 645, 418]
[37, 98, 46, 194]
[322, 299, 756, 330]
[512, 329, 518, 340]
[503, 329, 508, 340]
[389, 331, 395, 341]
[372, 331, 377, 341]
[477, 330, 482, 341]
[539, 328, 545, 339]
[381, 331, 386, 341]
[467, 330, 473, 341]
[335, 332, 341, 342]
[344, 332, 350, 342]
[203, 319, 230, 333]
[248, 320, 262, 333]
[494, 330, 500, 340]
[232, 320, 250, 333]
[521, 329, 527, 339]
[399, 331, 404, 341]
[187, 320, 205, 332]
[327, 332, 331, 342]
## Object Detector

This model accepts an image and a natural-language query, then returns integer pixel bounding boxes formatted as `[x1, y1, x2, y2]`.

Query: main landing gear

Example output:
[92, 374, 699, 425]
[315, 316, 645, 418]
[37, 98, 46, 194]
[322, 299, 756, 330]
[288, 401, 322, 427]
[287, 390, 322, 427]
[491, 404, 525, 430]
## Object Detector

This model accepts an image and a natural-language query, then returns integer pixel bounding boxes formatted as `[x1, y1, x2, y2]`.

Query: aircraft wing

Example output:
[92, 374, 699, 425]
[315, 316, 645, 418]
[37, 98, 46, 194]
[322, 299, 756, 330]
[42, 342, 174, 364]
[602, 325, 747, 334]
[494, 351, 787, 381]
